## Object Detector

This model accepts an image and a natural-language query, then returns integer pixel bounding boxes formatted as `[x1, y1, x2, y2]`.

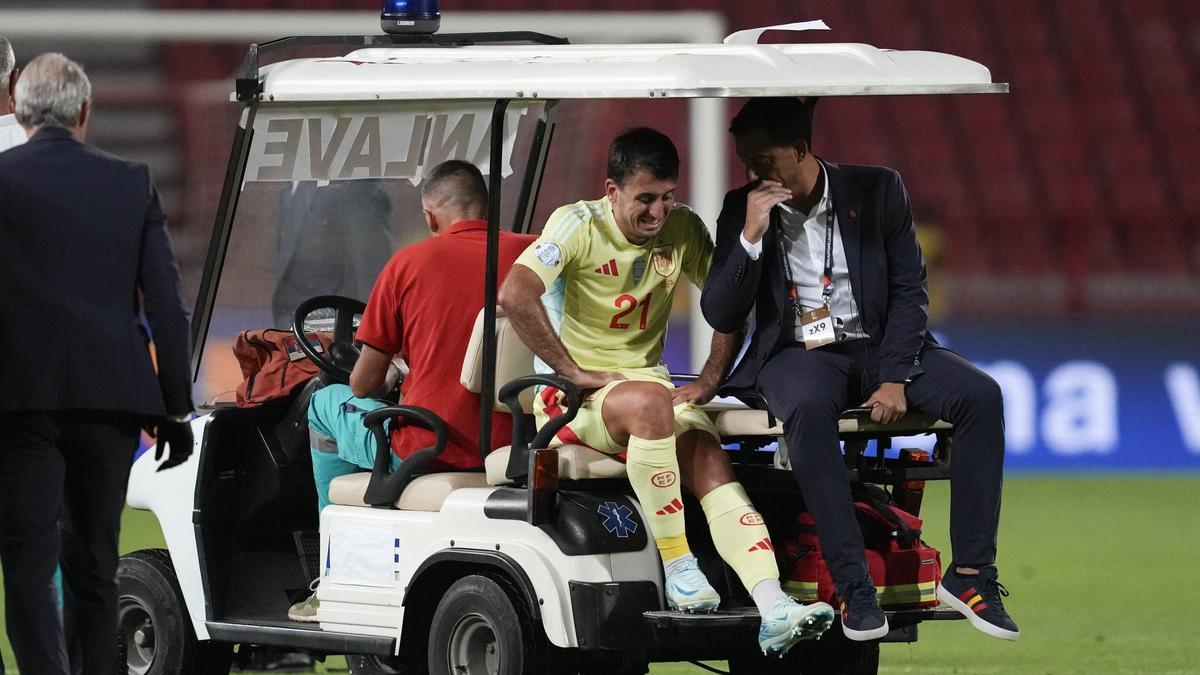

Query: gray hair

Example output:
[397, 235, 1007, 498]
[15, 52, 91, 129]
[0, 36, 13, 92]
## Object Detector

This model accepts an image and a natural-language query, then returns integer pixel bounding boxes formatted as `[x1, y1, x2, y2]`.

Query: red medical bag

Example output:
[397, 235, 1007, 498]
[233, 329, 332, 407]
[780, 491, 942, 609]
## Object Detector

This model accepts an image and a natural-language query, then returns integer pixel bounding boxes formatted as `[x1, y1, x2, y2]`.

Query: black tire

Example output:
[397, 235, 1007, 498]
[728, 638, 879, 675]
[117, 549, 234, 675]
[427, 575, 543, 675]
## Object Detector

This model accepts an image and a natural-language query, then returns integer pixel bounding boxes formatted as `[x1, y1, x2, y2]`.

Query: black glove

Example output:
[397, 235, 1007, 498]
[153, 419, 194, 472]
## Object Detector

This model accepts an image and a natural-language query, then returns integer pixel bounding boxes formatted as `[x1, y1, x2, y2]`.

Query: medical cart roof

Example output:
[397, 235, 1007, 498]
[252, 42, 1007, 102]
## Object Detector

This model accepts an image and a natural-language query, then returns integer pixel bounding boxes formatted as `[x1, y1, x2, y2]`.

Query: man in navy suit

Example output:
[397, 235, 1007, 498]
[0, 53, 194, 675]
[702, 97, 1018, 643]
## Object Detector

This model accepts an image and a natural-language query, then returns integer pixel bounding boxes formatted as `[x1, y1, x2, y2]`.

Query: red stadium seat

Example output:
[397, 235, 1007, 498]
[144, 0, 1195, 317]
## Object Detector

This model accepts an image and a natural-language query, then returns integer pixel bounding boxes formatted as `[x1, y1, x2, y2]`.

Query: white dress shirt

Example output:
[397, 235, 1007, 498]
[739, 163, 868, 341]
[0, 114, 26, 153]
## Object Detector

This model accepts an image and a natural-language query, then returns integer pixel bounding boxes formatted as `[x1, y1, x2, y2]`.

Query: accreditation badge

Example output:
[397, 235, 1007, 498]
[800, 306, 836, 350]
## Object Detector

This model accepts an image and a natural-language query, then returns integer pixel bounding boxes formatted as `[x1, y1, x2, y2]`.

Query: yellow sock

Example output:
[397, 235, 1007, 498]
[626, 434, 690, 562]
[701, 482, 779, 592]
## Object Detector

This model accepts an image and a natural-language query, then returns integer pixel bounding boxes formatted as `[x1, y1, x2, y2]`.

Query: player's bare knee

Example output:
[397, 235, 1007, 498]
[605, 382, 674, 436]
[611, 381, 673, 415]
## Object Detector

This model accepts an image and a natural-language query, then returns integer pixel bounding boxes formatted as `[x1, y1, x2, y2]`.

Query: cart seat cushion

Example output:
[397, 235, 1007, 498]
[328, 471, 489, 511]
[460, 308, 536, 413]
[715, 409, 952, 437]
[485, 444, 626, 485]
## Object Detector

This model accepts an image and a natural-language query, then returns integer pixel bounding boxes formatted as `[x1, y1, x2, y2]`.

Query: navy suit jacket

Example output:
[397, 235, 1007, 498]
[701, 161, 935, 393]
[0, 127, 192, 417]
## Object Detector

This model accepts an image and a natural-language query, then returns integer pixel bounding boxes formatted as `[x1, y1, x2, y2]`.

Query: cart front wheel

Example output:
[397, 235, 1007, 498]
[117, 549, 233, 675]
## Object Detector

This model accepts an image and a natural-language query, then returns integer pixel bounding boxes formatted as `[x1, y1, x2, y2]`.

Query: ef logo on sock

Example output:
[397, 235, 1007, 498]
[740, 512, 765, 526]
[651, 470, 677, 488]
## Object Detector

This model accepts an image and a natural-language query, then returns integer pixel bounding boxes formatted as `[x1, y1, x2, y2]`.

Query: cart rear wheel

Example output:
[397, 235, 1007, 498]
[427, 575, 540, 675]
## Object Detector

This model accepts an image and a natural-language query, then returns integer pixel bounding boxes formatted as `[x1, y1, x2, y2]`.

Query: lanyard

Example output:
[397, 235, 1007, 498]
[778, 196, 836, 313]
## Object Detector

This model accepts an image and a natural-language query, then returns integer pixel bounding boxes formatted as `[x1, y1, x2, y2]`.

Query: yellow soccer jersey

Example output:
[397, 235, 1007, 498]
[515, 197, 714, 372]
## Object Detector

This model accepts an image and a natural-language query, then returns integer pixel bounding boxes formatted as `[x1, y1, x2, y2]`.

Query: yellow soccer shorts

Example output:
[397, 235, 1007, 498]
[533, 366, 718, 456]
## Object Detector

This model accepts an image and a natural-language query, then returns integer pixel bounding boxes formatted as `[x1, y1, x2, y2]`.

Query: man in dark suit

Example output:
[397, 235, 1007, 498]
[0, 53, 194, 675]
[271, 179, 393, 328]
[701, 97, 1018, 642]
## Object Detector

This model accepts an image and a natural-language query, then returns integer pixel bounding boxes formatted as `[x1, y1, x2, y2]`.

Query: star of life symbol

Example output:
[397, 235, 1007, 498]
[598, 501, 638, 538]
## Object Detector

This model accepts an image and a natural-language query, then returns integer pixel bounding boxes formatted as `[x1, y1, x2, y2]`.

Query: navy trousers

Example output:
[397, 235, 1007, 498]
[0, 411, 139, 675]
[755, 341, 1006, 584]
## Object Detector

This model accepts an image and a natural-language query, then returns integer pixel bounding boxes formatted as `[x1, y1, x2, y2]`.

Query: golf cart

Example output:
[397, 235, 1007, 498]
[119, 23, 1006, 675]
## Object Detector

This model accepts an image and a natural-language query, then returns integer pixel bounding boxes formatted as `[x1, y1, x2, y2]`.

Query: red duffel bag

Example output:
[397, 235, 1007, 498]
[780, 489, 942, 609]
[233, 329, 333, 407]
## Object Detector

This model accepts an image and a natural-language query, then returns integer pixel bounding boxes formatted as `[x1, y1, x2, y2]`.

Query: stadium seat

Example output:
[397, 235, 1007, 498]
[1127, 217, 1188, 275]
[819, 99, 894, 164]
[150, 0, 1195, 318]
[938, 213, 992, 276]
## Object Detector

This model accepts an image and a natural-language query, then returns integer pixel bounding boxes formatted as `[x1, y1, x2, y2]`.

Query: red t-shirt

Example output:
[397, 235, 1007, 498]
[355, 220, 535, 470]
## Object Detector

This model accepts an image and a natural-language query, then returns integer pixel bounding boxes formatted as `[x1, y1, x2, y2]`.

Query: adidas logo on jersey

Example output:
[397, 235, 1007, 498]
[594, 259, 619, 276]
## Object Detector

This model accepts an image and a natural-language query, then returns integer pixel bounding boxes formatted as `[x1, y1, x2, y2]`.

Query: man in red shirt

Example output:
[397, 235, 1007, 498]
[289, 160, 533, 622]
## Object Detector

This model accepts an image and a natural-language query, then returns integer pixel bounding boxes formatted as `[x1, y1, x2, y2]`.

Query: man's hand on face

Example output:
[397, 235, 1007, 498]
[743, 180, 793, 245]
[566, 369, 626, 393]
[672, 376, 719, 407]
[862, 382, 907, 425]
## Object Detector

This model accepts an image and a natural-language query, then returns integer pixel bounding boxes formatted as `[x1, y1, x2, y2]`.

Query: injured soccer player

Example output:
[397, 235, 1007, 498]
[499, 127, 835, 655]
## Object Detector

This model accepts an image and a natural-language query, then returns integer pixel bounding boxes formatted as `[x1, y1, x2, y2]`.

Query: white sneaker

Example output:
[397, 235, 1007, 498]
[287, 579, 320, 623]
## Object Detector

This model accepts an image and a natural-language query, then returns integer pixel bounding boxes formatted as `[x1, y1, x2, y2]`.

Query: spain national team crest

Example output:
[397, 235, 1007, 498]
[652, 245, 676, 278]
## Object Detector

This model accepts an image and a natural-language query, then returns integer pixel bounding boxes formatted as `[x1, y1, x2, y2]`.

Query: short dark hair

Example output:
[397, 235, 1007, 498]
[729, 97, 816, 150]
[421, 159, 488, 212]
[606, 127, 680, 186]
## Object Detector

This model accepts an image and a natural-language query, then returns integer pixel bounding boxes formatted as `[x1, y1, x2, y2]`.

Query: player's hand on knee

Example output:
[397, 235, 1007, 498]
[862, 382, 907, 424]
[672, 377, 718, 406]
[568, 368, 626, 392]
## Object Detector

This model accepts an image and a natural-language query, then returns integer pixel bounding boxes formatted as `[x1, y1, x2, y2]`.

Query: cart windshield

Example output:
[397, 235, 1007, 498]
[194, 100, 549, 406]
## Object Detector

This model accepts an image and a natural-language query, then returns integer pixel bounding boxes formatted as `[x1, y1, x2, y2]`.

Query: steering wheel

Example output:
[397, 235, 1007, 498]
[293, 295, 367, 384]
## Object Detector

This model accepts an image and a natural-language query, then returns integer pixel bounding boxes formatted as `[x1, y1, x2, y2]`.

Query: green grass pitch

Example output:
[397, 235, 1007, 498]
[2, 475, 1197, 673]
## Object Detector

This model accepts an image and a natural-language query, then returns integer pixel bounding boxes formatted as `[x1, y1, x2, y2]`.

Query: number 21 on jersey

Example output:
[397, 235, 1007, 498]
[610, 293, 653, 330]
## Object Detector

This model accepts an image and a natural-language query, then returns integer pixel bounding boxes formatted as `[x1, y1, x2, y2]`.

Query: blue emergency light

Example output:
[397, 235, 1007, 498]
[381, 0, 441, 35]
